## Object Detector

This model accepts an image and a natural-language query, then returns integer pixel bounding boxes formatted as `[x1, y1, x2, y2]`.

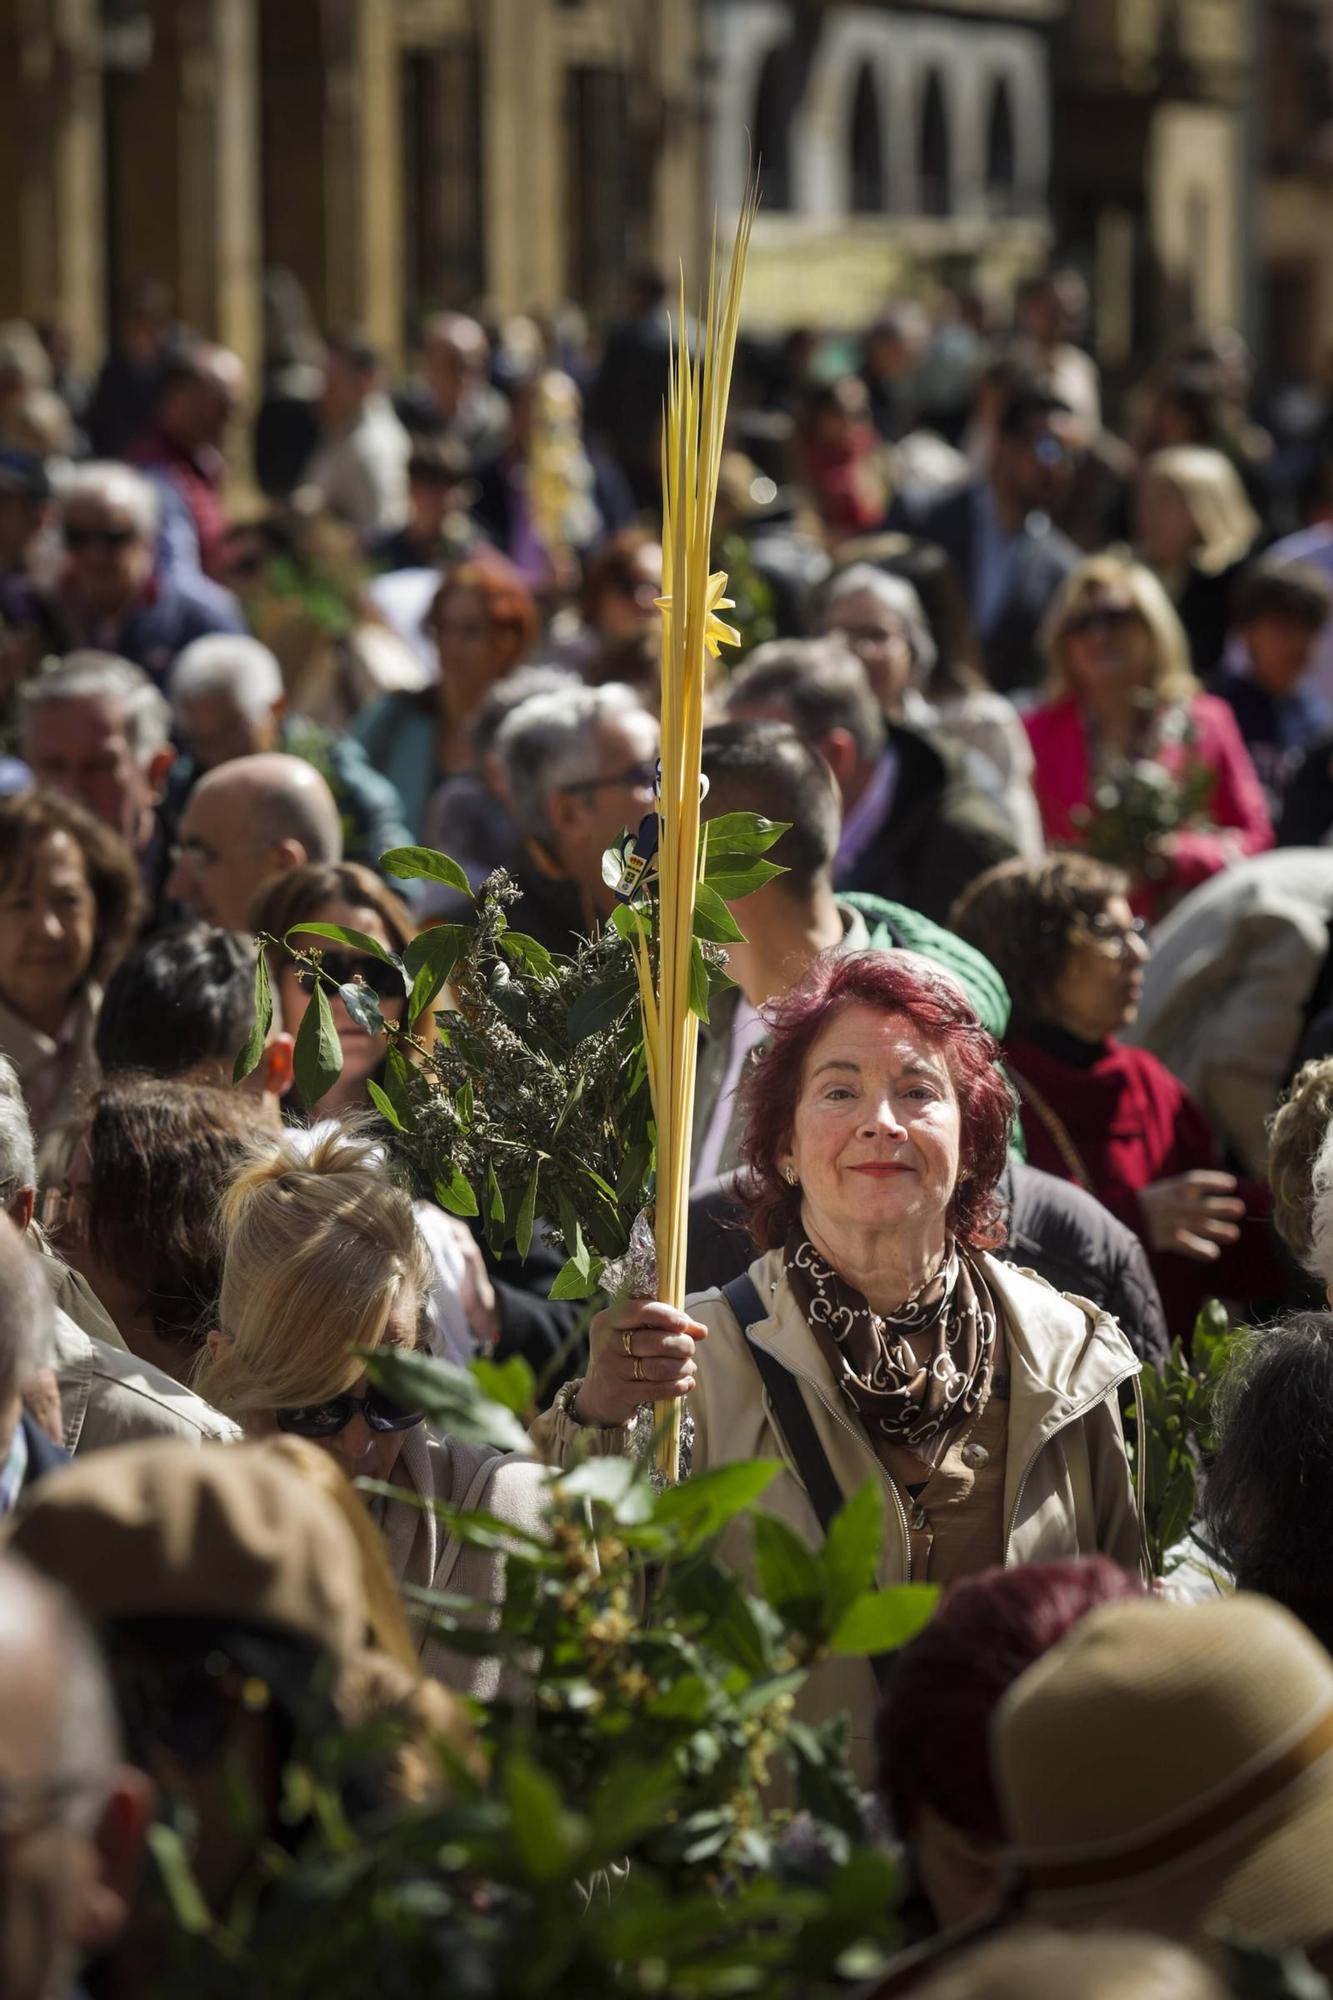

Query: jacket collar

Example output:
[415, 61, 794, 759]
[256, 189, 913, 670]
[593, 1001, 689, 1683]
[0, 985, 101, 1089]
[47, 1309, 93, 1450]
[741, 1244, 1138, 1425]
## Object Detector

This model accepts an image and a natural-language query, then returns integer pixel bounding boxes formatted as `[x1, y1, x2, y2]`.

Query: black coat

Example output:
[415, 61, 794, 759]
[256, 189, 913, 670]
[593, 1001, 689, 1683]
[835, 722, 1019, 926]
[898, 480, 1079, 697]
[685, 1158, 1168, 1364]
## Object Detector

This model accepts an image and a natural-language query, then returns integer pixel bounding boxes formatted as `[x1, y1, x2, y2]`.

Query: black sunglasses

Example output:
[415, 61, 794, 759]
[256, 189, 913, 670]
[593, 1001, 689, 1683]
[295, 952, 403, 1000]
[275, 1386, 423, 1440]
[63, 523, 139, 550]
[1064, 604, 1142, 639]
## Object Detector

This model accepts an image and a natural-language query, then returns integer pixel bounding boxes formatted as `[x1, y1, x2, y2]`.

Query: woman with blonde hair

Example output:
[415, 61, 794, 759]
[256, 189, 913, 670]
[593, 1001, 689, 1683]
[1023, 553, 1271, 912]
[1135, 444, 1263, 673]
[194, 1125, 552, 1695]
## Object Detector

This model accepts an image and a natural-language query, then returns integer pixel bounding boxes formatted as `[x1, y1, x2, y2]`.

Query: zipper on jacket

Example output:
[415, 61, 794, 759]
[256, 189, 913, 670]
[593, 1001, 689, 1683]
[1002, 1364, 1141, 1554]
[757, 1355, 913, 1576]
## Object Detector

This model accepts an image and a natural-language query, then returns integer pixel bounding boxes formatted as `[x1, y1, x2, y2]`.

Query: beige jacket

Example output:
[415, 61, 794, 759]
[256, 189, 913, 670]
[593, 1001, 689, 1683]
[51, 1310, 240, 1454]
[0, 987, 101, 1190]
[372, 1423, 555, 1700]
[535, 1250, 1144, 1781]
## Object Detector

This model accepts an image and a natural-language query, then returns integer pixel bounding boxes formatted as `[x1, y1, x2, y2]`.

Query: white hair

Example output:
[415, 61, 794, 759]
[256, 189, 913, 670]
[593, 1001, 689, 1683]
[825, 564, 938, 681]
[0, 1217, 51, 1408]
[60, 459, 160, 540]
[0, 1557, 121, 1835]
[0, 1060, 36, 1199]
[18, 651, 172, 762]
[493, 683, 647, 839]
[169, 634, 285, 724]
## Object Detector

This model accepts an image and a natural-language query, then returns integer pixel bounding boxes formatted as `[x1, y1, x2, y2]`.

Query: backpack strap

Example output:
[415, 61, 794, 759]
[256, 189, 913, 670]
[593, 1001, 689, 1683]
[724, 1274, 846, 1539]
[722, 1274, 894, 1697]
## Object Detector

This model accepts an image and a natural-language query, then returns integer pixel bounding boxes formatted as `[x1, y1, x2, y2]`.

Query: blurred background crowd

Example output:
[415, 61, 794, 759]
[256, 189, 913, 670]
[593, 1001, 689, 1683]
[9, 6, 1333, 1998]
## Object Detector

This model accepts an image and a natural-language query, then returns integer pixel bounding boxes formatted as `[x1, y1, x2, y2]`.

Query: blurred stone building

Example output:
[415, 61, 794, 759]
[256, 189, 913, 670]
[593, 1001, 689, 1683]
[0, 0, 708, 377]
[1052, 0, 1253, 383]
[1257, 0, 1333, 383]
[5, 0, 1333, 393]
[709, 0, 1064, 329]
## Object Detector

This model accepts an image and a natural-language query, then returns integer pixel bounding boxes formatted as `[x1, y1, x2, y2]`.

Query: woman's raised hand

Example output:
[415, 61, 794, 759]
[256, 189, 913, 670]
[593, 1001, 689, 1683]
[573, 1299, 707, 1429]
[1138, 1171, 1245, 1262]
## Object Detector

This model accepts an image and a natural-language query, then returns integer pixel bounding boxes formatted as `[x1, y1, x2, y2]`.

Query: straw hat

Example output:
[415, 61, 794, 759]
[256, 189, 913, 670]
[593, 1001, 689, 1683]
[8, 1438, 368, 1665]
[994, 1593, 1333, 1949]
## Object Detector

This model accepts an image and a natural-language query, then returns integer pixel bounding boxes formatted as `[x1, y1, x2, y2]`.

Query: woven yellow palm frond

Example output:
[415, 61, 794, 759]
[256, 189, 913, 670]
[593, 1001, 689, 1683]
[646, 183, 757, 1482]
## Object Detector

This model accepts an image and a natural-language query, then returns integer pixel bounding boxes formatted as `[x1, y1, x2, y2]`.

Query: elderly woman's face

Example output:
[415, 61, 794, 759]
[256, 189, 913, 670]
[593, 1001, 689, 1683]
[1060, 585, 1157, 706]
[782, 1004, 961, 1245]
[1044, 894, 1150, 1043]
[826, 589, 915, 715]
[434, 586, 505, 712]
[0, 831, 97, 1032]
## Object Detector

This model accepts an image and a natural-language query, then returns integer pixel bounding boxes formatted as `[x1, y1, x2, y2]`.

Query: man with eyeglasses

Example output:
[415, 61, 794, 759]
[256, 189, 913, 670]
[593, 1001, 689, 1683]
[492, 682, 660, 955]
[10, 1441, 383, 1974]
[42, 462, 243, 686]
[168, 752, 343, 932]
[0, 1554, 149, 2000]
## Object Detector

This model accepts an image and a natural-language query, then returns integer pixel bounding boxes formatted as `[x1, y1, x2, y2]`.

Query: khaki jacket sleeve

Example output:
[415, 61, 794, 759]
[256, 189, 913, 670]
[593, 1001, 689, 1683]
[1085, 1381, 1150, 1583]
[528, 1393, 635, 1468]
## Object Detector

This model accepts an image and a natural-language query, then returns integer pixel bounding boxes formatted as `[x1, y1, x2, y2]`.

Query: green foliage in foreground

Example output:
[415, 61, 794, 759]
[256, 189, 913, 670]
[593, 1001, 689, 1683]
[150, 1351, 936, 1999]
[236, 822, 787, 1302]
[1128, 1300, 1247, 1577]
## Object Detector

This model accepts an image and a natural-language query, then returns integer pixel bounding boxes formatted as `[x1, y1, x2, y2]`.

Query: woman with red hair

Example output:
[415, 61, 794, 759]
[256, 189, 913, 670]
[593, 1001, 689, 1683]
[355, 555, 541, 840]
[536, 951, 1145, 1781]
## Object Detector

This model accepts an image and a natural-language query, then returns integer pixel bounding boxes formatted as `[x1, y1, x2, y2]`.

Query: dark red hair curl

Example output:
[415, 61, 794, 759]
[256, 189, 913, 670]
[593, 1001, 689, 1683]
[734, 950, 1015, 1252]
[875, 1557, 1143, 1843]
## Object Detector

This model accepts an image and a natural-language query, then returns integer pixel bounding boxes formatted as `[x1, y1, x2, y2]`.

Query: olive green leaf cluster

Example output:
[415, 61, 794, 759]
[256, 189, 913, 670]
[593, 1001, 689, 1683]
[235, 824, 787, 1300]
[1128, 1300, 1246, 1576]
[150, 1352, 936, 2000]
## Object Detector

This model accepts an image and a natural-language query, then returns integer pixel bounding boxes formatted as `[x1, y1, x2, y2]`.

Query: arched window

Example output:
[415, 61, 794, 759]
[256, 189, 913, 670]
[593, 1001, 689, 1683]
[754, 44, 794, 211]
[919, 69, 951, 217]
[984, 77, 1017, 209]
[848, 62, 884, 215]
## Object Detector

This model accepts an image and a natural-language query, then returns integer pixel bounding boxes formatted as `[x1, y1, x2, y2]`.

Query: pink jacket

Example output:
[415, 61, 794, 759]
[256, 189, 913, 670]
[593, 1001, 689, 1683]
[1024, 694, 1274, 905]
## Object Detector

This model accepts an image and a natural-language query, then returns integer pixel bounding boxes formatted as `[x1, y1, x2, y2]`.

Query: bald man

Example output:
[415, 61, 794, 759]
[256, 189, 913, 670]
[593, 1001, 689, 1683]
[167, 752, 343, 929]
[0, 1555, 149, 2000]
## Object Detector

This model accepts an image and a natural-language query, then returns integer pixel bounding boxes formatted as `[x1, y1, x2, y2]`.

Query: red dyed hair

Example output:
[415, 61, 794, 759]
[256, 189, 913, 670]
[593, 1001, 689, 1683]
[428, 556, 541, 663]
[875, 1557, 1143, 1844]
[735, 950, 1014, 1251]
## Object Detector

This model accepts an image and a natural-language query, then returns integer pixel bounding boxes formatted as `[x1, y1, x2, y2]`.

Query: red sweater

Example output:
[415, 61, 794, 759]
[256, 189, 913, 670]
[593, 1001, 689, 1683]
[1003, 1028, 1279, 1340]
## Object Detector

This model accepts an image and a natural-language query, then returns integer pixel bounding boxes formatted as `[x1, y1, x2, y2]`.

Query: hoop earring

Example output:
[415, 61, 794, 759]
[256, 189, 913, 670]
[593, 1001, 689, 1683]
[783, 1165, 799, 1187]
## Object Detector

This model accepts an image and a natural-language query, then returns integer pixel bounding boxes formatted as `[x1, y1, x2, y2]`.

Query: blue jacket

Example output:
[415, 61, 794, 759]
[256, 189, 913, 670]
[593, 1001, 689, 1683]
[52, 573, 246, 686]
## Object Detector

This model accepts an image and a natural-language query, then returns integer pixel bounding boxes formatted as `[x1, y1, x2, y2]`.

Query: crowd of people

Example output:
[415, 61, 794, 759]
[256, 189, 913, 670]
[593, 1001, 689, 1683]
[6, 266, 1333, 1995]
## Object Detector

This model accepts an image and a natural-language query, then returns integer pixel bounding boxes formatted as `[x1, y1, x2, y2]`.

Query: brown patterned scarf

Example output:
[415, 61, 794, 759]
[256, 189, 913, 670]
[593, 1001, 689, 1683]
[784, 1232, 998, 1452]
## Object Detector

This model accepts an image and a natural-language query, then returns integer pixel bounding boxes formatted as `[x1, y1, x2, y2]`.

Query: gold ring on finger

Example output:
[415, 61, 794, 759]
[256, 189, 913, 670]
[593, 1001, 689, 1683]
[621, 1328, 634, 1357]
[633, 1357, 645, 1383]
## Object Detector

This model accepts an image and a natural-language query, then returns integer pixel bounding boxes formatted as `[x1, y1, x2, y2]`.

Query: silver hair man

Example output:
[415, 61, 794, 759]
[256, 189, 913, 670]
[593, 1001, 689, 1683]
[58, 461, 161, 542]
[0, 1551, 144, 2000]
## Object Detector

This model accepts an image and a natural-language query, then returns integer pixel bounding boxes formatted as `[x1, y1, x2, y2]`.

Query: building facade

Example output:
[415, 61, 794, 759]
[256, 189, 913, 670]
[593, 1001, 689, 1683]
[0, 0, 708, 381]
[1051, 0, 1254, 384]
[708, 0, 1065, 328]
[1255, 0, 1333, 383]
